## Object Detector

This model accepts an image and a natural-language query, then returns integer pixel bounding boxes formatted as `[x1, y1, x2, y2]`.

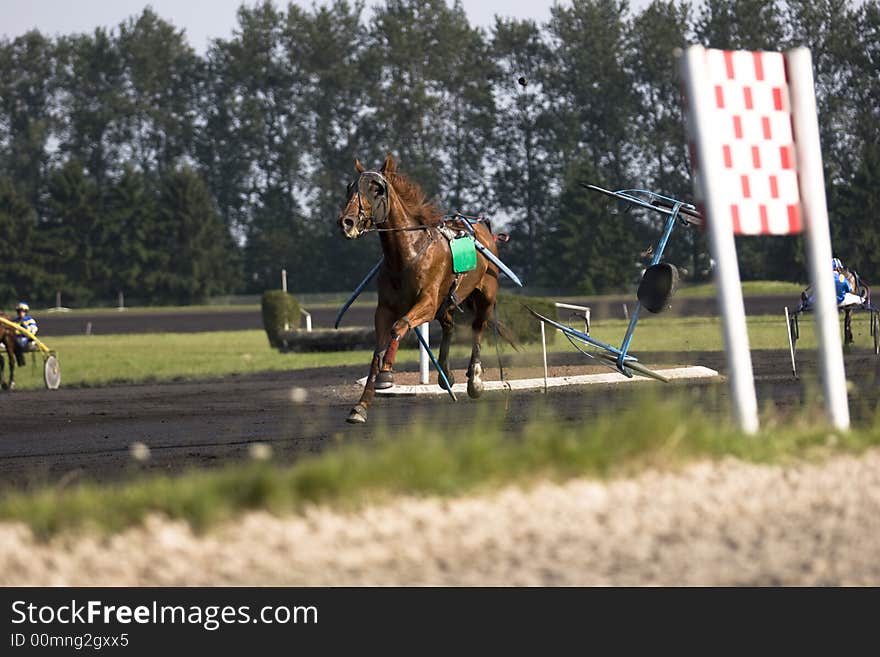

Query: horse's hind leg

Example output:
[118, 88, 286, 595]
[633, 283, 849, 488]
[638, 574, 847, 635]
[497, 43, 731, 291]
[466, 291, 492, 399]
[844, 309, 854, 345]
[0, 347, 11, 391]
[437, 310, 456, 390]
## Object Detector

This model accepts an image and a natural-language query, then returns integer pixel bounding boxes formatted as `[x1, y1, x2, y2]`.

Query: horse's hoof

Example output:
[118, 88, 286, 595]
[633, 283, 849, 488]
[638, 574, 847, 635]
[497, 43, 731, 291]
[466, 363, 483, 399]
[375, 370, 394, 390]
[346, 405, 368, 424]
[467, 378, 484, 399]
[438, 370, 455, 390]
[0, 383, 7, 391]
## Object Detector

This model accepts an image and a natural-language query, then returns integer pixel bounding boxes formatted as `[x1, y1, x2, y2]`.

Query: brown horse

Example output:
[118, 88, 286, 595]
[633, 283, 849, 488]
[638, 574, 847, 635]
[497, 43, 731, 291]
[0, 313, 19, 390]
[338, 154, 509, 424]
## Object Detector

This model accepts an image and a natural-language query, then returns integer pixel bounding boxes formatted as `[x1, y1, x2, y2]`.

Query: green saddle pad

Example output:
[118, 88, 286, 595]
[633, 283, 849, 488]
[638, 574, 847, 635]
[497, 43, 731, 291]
[450, 235, 478, 273]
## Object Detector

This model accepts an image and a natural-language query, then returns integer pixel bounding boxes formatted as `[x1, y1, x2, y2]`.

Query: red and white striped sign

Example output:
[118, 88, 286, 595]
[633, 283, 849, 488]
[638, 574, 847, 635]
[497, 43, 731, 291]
[687, 48, 802, 235]
[680, 45, 849, 432]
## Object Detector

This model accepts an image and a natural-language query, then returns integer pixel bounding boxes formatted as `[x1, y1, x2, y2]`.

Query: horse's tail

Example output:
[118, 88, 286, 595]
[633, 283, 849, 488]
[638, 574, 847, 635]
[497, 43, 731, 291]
[488, 312, 520, 352]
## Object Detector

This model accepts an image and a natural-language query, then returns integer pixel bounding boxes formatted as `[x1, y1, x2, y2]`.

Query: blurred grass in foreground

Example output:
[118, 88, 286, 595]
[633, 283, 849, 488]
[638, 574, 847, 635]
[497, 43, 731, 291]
[2, 391, 877, 539]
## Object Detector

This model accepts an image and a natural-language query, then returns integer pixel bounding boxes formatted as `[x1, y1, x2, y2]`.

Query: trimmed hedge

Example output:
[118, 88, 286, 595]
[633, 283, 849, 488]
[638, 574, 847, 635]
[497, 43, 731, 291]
[277, 327, 373, 352]
[261, 290, 301, 348]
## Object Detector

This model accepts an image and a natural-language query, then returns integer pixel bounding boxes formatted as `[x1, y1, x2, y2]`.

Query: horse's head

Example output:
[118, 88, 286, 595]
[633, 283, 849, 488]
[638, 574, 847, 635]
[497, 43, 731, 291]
[338, 154, 397, 240]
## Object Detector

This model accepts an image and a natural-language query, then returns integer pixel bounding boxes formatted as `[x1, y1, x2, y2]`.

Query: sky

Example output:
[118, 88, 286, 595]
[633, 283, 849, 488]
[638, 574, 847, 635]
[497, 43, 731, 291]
[1, 0, 651, 54]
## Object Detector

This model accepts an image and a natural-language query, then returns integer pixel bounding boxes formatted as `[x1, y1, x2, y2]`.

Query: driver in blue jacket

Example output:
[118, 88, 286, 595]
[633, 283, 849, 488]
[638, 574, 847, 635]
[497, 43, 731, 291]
[800, 257, 862, 309]
[13, 301, 38, 366]
[833, 258, 861, 306]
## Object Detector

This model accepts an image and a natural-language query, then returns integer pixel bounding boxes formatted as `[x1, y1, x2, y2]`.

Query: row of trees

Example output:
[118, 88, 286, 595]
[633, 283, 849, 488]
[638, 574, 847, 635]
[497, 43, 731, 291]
[1, 0, 878, 306]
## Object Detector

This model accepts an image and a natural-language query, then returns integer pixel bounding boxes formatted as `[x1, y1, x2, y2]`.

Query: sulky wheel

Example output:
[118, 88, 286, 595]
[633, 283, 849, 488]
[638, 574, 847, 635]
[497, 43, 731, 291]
[43, 354, 61, 389]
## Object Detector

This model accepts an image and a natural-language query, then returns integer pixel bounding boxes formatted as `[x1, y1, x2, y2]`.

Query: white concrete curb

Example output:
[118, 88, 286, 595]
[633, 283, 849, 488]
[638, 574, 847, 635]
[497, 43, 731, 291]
[357, 366, 720, 396]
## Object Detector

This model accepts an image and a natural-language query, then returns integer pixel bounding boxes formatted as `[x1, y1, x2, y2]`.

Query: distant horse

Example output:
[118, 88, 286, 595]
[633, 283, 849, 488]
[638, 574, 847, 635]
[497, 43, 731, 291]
[0, 312, 19, 390]
[338, 154, 512, 423]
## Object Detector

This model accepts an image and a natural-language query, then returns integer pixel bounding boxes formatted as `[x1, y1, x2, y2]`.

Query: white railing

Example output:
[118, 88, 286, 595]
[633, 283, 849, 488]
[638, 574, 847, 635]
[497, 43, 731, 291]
[536, 302, 592, 393]
[554, 302, 591, 334]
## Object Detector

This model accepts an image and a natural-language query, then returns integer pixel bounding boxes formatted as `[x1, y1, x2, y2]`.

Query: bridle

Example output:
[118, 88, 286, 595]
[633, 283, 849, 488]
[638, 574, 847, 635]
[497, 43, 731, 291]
[343, 171, 430, 237]
[346, 171, 388, 235]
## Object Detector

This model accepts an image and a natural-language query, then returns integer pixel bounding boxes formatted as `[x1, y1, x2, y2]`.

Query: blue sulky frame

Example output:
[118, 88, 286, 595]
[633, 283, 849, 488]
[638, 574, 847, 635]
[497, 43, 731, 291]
[527, 184, 703, 384]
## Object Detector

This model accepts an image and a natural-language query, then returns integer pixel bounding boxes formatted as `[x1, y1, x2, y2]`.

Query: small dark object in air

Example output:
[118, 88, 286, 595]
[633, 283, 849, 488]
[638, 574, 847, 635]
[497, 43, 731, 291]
[518, 76, 527, 87]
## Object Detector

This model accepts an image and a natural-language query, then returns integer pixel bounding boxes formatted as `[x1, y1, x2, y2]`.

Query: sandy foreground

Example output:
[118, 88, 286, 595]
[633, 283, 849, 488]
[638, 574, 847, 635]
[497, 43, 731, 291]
[2, 449, 879, 586]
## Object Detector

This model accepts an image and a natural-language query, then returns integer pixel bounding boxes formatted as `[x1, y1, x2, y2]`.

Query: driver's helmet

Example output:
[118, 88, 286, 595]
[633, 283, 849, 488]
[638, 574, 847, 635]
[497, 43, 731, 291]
[832, 257, 843, 271]
[15, 301, 29, 313]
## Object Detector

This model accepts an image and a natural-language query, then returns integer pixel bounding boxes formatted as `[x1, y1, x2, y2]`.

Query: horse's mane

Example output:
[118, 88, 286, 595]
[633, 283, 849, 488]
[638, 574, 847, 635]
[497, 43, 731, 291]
[386, 170, 444, 227]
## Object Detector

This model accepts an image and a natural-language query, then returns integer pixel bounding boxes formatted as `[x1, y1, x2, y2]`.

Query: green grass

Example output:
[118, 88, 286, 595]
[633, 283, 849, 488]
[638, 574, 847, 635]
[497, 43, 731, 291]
[6, 330, 375, 390]
[2, 392, 877, 538]
[585, 315, 816, 352]
[675, 280, 805, 297]
[8, 310, 864, 390]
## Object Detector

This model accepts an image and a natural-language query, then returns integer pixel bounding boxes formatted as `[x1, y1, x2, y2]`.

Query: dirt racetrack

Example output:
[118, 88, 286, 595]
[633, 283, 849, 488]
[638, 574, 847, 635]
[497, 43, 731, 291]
[2, 345, 879, 489]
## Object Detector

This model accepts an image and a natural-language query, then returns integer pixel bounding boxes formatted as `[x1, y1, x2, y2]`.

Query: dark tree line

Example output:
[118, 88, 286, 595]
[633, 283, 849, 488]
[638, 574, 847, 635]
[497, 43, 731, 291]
[1, 0, 878, 306]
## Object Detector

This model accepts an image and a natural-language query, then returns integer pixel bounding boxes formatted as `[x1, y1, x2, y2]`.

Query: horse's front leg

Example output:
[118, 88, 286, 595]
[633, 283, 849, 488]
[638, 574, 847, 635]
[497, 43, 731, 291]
[844, 308, 854, 346]
[382, 296, 438, 374]
[347, 306, 396, 424]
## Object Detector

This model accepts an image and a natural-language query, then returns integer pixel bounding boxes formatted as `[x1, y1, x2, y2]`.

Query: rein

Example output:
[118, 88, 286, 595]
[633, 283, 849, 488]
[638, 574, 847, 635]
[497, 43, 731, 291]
[365, 225, 432, 233]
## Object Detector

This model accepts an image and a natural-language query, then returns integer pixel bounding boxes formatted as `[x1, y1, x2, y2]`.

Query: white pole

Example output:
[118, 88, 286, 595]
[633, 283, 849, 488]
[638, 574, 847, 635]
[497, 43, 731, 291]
[541, 321, 548, 393]
[281, 269, 287, 293]
[681, 45, 759, 434]
[418, 322, 430, 384]
[784, 307, 797, 378]
[786, 48, 849, 430]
